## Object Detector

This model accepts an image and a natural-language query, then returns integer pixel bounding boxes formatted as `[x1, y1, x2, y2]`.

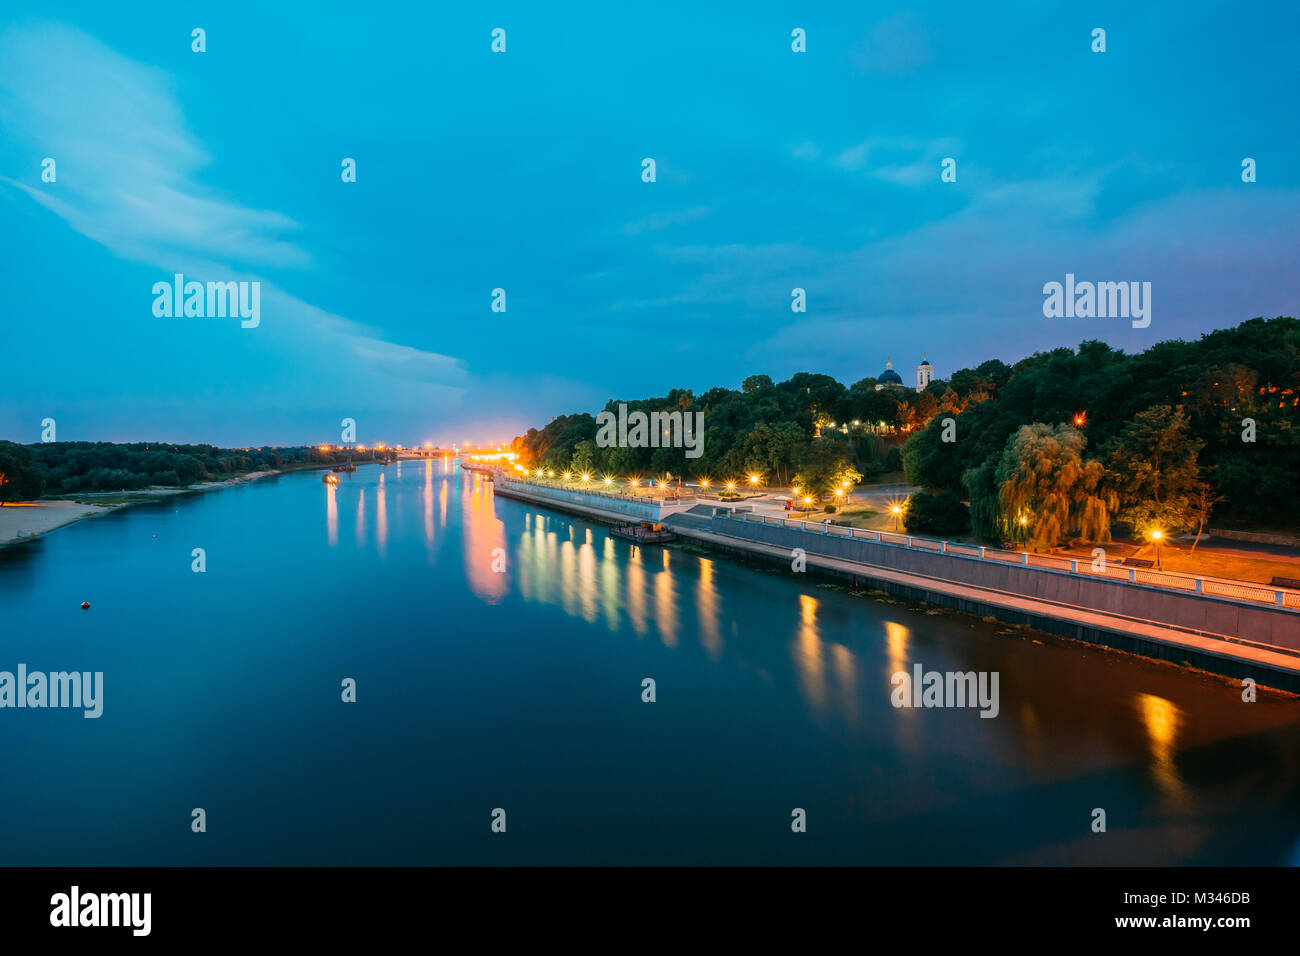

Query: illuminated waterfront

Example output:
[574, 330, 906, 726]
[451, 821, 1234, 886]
[1, 461, 1298, 864]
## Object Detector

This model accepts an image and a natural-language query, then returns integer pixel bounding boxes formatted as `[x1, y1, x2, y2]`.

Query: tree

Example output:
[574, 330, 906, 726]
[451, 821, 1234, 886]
[995, 424, 1115, 550]
[569, 440, 596, 477]
[794, 438, 861, 498]
[901, 414, 964, 492]
[741, 374, 773, 394]
[962, 458, 1001, 540]
[1106, 405, 1203, 535]
[903, 491, 971, 537]
[1186, 484, 1226, 552]
[0, 442, 45, 504]
[738, 422, 806, 486]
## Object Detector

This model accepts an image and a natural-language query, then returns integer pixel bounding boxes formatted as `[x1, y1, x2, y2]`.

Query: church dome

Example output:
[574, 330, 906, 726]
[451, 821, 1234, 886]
[878, 360, 903, 384]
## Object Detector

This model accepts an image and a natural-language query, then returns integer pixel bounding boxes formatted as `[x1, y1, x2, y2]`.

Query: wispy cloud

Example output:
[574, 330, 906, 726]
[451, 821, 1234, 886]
[622, 205, 714, 235]
[830, 135, 962, 187]
[0, 21, 469, 400]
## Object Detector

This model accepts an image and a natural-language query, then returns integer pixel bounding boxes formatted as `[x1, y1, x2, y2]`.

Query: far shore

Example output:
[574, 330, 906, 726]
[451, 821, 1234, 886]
[0, 469, 283, 548]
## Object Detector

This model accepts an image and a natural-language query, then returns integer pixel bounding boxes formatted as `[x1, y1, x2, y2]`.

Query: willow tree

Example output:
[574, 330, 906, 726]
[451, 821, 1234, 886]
[994, 424, 1115, 550]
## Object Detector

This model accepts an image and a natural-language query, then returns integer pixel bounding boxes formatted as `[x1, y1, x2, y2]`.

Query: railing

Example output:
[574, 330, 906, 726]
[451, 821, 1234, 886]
[723, 510, 1300, 611]
[496, 475, 697, 507]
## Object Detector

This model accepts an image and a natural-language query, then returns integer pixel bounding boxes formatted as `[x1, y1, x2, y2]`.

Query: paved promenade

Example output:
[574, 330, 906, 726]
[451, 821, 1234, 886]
[667, 513, 1300, 690]
[489, 473, 1300, 689]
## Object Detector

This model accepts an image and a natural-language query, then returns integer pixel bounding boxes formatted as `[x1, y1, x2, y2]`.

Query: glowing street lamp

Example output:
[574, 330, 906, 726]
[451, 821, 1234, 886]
[581, 473, 591, 483]
[891, 504, 902, 531]
[726, 481, 736, 491]
[748, 474, 760, 486]
[700, 479, 710, 489]
[562, 472, 571, 480]
[603, 477, 612, 486]
[1149, 528, 1165, 570]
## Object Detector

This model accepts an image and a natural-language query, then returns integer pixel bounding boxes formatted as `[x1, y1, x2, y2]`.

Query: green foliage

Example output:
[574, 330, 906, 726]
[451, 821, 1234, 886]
[1104, 405, 1203, 534]
[995, 424, 1115, 549]
[0, 441, 45, 503]
[510, 318, 1299, 531]
[511, 374, 904, 484]
[25, 442, 376, 494]
[903, 490, 971, 537]
[902, 317, 1300, 528]
[901, 414, 963, 491]
[796, 438, 862, 497]
[962, 458, 1001, 540]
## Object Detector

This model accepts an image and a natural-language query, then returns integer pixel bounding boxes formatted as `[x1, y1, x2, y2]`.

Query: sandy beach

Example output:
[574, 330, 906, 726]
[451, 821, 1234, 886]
[0, 500, 120, 546]
[0, 470, 282, 548]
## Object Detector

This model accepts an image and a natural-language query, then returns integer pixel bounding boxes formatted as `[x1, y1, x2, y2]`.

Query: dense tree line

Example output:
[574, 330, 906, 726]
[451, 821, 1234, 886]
[0, 442, 386, 499]
[514, 317, 1297, 544]
[900, 317, 1299, 545]
[511, 372, 924, 498]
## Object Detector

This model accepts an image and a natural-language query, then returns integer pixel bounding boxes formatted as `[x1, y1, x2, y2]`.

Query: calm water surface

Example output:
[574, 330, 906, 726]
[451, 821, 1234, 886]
[2, 461, 1298, 865]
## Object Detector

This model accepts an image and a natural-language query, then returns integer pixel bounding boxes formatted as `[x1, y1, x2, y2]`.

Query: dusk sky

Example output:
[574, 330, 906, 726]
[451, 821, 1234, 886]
[2, 1, 1297, 447]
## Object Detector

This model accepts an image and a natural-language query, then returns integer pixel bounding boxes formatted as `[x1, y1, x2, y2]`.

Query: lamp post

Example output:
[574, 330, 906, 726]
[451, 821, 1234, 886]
[1150, 528, 1164, 570]
[891, 505, 902, 532]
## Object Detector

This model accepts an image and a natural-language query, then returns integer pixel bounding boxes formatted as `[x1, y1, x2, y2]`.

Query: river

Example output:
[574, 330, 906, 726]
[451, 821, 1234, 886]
[1, 461, 1297, 864]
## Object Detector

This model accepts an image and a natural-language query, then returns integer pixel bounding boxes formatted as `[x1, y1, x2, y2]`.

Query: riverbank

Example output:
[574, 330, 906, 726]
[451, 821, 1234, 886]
[493, 477, 1300, 692]
[0, 469, 283, 548]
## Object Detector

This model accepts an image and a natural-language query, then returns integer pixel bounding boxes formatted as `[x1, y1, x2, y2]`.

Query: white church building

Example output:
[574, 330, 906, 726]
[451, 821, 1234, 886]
[874, 357, 935, 391]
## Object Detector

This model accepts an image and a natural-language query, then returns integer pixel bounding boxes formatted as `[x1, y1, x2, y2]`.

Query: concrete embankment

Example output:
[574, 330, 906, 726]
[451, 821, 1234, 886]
[492, 477, 697, 523]
[491, 478, 1300, 691]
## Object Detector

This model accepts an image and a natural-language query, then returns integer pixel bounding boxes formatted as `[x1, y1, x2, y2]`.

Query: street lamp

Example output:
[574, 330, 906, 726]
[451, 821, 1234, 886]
[891, 504, 902, 531]
[1149, 528, 1164, 570]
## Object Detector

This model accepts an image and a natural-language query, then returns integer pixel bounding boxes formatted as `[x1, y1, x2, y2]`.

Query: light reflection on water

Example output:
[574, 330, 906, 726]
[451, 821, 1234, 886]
[1, 459, 1284, 865]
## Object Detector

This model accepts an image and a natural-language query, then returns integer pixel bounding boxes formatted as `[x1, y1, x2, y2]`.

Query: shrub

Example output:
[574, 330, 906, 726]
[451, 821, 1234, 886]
[903, 491, 971, 537]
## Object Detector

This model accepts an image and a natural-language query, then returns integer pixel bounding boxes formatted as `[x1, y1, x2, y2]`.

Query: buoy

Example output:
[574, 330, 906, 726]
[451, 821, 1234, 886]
[80, 601, 90, 610]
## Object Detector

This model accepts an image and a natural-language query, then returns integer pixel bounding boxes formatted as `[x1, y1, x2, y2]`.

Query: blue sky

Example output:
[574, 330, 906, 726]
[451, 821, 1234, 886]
[2, 1, 1297, 447]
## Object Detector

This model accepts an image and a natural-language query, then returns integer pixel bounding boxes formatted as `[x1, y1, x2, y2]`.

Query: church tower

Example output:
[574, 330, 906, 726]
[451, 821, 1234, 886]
[916, 355, 934, 390]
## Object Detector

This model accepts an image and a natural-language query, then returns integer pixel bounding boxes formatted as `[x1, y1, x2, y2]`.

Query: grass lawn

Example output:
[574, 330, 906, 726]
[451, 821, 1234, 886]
[829, 505, 879, 529]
